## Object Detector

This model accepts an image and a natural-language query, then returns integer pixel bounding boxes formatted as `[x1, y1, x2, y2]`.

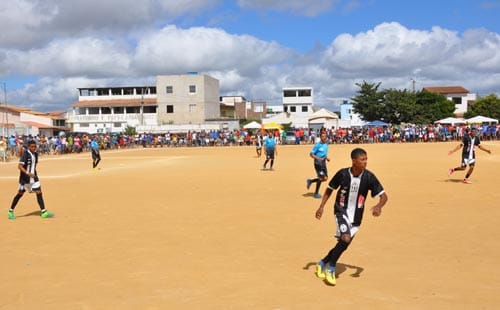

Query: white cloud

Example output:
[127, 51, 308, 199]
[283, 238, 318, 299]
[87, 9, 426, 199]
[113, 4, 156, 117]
[4, 38, 132, 77]
[0, 0, 220, 49]
[132, 25, 291, 76]
[3, 20, 500, 112]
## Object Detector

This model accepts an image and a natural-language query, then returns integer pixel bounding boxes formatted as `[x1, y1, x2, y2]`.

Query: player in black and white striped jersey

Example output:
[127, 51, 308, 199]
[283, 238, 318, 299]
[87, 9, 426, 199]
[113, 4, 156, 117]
[314, 148, 388, 285]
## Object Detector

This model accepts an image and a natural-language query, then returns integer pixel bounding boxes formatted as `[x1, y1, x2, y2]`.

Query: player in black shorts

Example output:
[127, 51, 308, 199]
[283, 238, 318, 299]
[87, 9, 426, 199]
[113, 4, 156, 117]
[314, 148, 388, 285]
[7, 140, 54, 219]
[448, 126, 491, 184]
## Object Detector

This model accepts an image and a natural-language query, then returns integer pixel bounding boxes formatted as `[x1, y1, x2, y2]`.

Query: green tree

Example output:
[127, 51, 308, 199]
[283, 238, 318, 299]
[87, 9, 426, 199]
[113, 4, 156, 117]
[351, 81, 384, 121]
[464, 94, 500, 120]
[414, 91, 454, 124]
[124, 125, 137, 136]
[381, 88, 417, 124]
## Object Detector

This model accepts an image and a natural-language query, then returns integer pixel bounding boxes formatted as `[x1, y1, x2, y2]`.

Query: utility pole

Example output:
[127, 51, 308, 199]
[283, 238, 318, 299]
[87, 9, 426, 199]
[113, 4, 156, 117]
[2, 82, 7, 137]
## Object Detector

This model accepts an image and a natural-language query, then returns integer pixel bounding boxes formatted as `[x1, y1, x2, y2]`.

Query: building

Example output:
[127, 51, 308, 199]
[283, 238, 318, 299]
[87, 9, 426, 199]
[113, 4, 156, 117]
[67, 73, 241, 134]
[220, 96, 266, 120]
[263, 87, 314, 128]
[282, 87, 313, 116]
[339, 99, 364, 127]
[1, 104, 68, 137]
[422, 86, 476, 117]
[68, 86, 158, 133]
[156, 74, 220, 125]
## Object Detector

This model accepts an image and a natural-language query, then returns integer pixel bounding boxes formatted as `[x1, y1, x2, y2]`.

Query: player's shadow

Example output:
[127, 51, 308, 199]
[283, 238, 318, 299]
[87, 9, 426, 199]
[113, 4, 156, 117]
[445, 179, 464, 183]
[302, 193, 316, 198]
[303, 261, 364, 280]
[18, 210, 42, 217]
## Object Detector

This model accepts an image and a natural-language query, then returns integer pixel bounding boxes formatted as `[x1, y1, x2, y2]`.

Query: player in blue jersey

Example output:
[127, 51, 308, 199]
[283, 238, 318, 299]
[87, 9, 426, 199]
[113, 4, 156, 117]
[314, 148, 388, 285]
[307, 132, 330, 199]
[7, 140, 54, 219]
[262, 131, 277, 171]
[90, 136, 101, 170]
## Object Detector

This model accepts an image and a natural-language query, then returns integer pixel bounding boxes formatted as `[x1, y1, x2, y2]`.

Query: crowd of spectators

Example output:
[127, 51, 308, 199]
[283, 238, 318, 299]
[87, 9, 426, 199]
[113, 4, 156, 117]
[0, 123, 498, 161]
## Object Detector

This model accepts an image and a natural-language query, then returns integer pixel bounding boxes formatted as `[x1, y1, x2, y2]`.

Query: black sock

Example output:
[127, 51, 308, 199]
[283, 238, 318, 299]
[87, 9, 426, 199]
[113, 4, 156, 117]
[10, 193, 23, 210]
[314, 180, 321, 194]
[36, 193, 46, 210]
[323, 239, 350, 266]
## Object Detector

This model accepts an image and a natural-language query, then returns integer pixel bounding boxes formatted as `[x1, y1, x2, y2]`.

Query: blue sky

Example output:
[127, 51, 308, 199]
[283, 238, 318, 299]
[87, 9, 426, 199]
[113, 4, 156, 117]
[1, 0, 500, 111]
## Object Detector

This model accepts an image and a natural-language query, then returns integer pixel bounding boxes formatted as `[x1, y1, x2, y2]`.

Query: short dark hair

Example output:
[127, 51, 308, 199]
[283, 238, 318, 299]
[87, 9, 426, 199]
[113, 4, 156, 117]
[28, 140, 37, 146]
[351, 148, 367, 159]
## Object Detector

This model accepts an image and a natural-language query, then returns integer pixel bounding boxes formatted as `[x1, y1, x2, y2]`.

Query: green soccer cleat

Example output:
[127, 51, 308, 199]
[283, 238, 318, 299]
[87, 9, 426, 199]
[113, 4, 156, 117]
[325, 266, 336, 285]
[8, 210, 16, 220]
[315, 261, 326, 279]
[41, 211, 54, 218]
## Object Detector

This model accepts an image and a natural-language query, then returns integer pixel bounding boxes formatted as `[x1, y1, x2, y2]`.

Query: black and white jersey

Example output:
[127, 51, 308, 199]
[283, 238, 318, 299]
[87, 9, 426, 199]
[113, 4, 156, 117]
[19, 149, 38, 184]
[461, 134, 481, 160]
[328, 168, 384, 226]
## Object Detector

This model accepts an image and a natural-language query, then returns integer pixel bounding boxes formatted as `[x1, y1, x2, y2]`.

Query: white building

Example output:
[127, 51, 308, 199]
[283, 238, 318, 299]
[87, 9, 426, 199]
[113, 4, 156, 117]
[67, 73, 232, 134]
[339, 99, 364, 127]
[282, 87, 313, 116]
[423, 86, 476, 117]
[265, 87, 314, 128]
[68, 86, 158, 133]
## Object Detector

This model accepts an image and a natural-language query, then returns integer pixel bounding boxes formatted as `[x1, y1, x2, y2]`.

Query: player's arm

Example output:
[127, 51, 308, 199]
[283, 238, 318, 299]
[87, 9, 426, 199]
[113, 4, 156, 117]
[478, 145, 492, 154]
[315, 187, 333, 220]
[371, 192, 388, 217]
[17, 163, 32, 177]
[448, 143, 462, 155]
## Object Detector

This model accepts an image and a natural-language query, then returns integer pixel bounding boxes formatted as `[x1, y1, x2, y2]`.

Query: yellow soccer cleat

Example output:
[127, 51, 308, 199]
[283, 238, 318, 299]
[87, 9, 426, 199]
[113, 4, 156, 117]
[315, 261, 326, 279]
[325, 267, 336, 285]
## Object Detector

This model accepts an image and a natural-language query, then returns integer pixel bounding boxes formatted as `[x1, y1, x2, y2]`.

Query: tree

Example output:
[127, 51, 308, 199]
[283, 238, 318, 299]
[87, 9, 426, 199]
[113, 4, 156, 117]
[464, 94, 500, 120]
[381, 89, 418, 124]
[351, 81, 384, 121]
[414, 91, 455, 124]
[124, 125, 137, 136]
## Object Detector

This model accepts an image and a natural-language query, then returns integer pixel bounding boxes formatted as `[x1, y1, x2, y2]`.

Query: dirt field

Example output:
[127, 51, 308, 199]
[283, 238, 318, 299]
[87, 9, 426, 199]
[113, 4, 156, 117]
[1, 141, 499, 309]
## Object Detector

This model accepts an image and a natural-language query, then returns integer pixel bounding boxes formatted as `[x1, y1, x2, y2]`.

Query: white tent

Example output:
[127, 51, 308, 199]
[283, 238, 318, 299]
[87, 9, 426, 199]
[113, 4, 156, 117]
[466, 115, 498, 124]
[242, 121, 261, 129]
[434, 117, 466, 125]
[308, 108, 339, 121]
[308, 108, 339, 129]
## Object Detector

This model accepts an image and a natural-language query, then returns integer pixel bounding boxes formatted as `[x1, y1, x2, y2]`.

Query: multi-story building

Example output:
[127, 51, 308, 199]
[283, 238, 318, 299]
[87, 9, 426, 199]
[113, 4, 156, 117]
[156, 74, 220, 125]
[68, 86, 158, 133]
[282, 87, 313, 116]
[67, 73, 234, 133]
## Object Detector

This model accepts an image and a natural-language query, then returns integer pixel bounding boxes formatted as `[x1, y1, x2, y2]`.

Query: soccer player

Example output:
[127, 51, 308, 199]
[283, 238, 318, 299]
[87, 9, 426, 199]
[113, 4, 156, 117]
[448, 126, 491, 184]
[7, 140, 54, 219]
[255, 132, 263, 157]
[91, 136, 101, 170]
[307, 132, 330, 199]
[314, 148, 388, 285]
[262, 131, 277, 171]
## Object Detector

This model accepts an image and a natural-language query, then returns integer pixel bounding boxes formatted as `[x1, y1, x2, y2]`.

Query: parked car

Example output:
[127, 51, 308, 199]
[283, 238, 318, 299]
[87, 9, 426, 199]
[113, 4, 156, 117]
[283, 131, 297, 145]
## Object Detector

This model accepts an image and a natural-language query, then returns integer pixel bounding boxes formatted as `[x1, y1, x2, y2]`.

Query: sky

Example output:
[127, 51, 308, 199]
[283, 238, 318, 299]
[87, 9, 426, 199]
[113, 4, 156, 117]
[1, 0, 500, 112]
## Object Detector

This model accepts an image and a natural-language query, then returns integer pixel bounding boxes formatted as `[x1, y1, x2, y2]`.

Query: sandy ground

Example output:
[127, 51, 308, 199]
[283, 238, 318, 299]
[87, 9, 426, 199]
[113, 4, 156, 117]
[1, 141, 499, 310]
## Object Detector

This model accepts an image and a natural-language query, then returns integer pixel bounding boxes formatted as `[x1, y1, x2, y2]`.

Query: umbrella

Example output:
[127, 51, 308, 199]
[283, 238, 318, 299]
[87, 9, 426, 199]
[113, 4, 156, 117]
[262, 122, 283, 130]
[243, 121, 262, 129]
[466, 115, 498, 124]
[434, 117, 466, 125]
[364, 120, 389, 127]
